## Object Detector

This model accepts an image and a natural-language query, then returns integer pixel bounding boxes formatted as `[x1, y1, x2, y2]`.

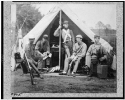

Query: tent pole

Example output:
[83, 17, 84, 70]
[59, 10, 62, 69]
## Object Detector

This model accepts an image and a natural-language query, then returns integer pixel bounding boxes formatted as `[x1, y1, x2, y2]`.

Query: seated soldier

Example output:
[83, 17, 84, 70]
[59, 35, 87, 76]
[25, 34, 43, 79]
[35, 34, 50, 71]
[85, 34, 107, 77]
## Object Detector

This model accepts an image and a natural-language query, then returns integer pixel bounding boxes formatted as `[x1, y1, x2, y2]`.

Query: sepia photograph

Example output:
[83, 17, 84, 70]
[2, 1, 124, 99]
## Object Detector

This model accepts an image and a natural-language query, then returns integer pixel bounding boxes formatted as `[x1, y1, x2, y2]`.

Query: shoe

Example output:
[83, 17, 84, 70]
[88, 74, 93, 77]
[32, 82, 37, 85]
[72, 72, 76, 77]
[84, 65, 90, 71]
[38, 69, 42, 71]
[59, 72, 67, 75]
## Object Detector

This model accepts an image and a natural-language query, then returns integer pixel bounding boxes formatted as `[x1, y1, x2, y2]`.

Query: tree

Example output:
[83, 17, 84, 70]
[95, 21, 105, 35]
[106, 24, 112, 30]
[105, 24, 112, 36]
[16, 4, 43, 36]
[95, 21, 106, 29]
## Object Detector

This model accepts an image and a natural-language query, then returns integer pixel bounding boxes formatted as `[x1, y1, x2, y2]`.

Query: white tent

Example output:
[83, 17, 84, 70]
[23, 4, 113, 52]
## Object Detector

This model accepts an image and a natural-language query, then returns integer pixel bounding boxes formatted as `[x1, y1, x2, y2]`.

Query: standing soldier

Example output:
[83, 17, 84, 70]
[85, 34, 107, 77]
[54, 20, 75, 58]
[35, 34, 50, 70]
[25, 35, 43, 79]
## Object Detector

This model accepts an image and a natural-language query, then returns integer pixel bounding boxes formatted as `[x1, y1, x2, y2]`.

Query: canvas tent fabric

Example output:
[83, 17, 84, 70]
[11, 29, 24, 71]
[22, 4, 113, 54]
[23, 8, 59, 46]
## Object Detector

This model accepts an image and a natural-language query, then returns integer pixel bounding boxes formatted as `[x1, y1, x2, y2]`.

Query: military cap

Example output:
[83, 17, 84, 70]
[94, 34, 100, 38]
[76, 34, 83, 39]
[43, 34, 48, 39]
[63, 20, 69, 24]
[29, 34, 35, 39]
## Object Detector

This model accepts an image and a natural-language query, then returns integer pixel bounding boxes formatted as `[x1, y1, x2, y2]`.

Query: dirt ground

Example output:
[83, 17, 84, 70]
[11, 68, 116, 93]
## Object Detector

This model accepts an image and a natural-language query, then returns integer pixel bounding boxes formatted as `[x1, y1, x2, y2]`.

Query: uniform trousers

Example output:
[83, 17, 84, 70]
[64, 41, 73, 57]
[63, 57, 82, 73]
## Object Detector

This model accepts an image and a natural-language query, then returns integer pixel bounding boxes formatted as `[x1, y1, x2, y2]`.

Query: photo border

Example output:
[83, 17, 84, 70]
[1, 1, 124, 99]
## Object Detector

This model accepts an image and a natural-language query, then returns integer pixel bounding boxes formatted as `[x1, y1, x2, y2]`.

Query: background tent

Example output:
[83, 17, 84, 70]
[22, 4, 113, 68]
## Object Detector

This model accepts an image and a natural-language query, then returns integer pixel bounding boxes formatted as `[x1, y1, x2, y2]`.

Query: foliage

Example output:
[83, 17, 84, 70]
[95, 21, 112, 30]
[105, 24, 111, 29]
[95, 21, 106, 29]
[16, 4, 43, 36]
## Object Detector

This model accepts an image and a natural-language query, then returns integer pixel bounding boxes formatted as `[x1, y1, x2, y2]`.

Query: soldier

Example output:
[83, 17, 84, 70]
[85, 34, 107, 77]
[59, 35, 87, 76]
[35, 34, 50, 70]
[54, 20, 75, 58]
[25, 34, 43, 79]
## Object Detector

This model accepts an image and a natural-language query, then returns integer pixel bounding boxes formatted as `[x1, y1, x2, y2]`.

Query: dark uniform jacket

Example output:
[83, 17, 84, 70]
[35, 40, 50, 53]
[87, 43, 107, 64]
[25, 44, 36, 60]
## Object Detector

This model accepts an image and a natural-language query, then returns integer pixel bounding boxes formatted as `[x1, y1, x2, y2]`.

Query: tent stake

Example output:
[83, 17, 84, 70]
[59, 10, 62, 69]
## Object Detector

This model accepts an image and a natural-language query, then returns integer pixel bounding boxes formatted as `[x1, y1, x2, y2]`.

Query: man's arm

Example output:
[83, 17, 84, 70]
[100, 46, 107, 61]
[35, 41, 43, 57]
[102, 46, 107, 59]
[54, 26, 61, 37]
[25, 45, 37, 64]
[77, 44, 87, 57]
[46, 41, 50, 53]
[70, 30, 75, 46]
[86, 45, 92, 56]
[72, 44, 76, 55]
[25, 45, 31, 60]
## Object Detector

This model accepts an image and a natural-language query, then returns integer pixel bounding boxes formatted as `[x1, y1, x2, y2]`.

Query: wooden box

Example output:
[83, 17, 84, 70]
[97, 64, 108, 78]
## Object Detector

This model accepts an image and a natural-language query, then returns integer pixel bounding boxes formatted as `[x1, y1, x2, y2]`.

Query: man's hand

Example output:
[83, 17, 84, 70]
[58, 25, 61, 29]
[59, 20, 61, 26]
[34, 61, 38, 65]
[40, 53, 44, 58]
[28, 59, 32, 63]
[42, 52, 48, 57]
[72, 56, 78, 61]
[70, 54, 75, 59]
[36, 50, 43, 58]
[99, 57, 105, 61]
